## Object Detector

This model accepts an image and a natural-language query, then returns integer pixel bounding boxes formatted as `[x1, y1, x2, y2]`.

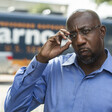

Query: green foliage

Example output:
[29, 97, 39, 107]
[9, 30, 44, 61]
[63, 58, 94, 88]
[108, 1, 112, 5]
[92, 0, 112, 5]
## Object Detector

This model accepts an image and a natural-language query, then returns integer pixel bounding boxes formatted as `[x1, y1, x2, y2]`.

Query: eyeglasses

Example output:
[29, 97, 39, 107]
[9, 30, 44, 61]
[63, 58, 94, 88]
[68, 25, 100, 39]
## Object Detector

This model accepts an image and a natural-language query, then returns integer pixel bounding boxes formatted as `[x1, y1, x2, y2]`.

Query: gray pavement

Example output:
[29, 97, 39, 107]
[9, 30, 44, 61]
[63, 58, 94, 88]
[0, 74, 44, 112]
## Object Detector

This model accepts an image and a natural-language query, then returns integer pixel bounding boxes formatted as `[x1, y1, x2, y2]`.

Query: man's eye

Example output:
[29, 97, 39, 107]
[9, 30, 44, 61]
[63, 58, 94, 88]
[82, 29, 91, 34]
[70, 34, 76, 39]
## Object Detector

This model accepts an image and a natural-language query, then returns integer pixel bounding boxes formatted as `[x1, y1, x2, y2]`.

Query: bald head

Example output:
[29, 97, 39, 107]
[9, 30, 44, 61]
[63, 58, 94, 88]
[66, 9, 101, 30]
[65, 9, 106, 65]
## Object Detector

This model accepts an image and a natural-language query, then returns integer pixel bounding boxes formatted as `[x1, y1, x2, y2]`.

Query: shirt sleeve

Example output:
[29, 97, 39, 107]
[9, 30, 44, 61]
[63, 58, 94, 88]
[4, 56, 48, 112]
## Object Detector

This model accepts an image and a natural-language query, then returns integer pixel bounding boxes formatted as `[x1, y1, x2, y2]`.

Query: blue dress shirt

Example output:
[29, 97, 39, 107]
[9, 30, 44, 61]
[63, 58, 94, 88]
[4, 49, 112, 112]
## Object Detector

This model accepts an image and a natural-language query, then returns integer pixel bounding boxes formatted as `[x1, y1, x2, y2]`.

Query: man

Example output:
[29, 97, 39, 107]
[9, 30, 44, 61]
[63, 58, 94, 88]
[5, 9, 112, 112]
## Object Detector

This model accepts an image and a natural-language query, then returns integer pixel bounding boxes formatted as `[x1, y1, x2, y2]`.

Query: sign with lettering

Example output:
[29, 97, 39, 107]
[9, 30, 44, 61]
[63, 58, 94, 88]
[0, 13, 66, 59]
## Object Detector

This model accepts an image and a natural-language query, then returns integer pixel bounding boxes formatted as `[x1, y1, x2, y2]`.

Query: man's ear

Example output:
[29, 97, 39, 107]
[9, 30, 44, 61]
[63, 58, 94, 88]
[100, 25, 106, 39]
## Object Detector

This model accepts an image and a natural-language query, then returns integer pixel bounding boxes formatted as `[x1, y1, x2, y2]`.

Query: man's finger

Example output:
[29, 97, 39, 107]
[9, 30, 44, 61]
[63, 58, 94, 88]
[60, 39, 72, 52]
[60, 29, 70, 35]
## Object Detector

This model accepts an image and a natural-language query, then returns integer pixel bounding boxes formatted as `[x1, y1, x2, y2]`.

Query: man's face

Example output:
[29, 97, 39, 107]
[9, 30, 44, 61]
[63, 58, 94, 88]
[67, 13, 105, 64]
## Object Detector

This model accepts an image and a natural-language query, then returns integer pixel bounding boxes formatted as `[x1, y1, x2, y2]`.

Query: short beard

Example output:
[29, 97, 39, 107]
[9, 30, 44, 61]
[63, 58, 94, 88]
[76, 49, 99, 65]
[77, 54, 98, 64]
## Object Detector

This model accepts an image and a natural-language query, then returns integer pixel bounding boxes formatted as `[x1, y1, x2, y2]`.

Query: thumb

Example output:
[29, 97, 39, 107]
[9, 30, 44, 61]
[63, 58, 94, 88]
[60, 39, 72, 52]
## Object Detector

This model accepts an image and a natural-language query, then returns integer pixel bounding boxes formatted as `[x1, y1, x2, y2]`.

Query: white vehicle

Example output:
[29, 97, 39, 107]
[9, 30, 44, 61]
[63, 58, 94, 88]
[0, 51, 13, 74]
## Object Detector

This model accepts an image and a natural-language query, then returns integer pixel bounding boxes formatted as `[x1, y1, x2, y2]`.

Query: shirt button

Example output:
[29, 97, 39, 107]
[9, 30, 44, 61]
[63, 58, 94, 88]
[32, 65, 34, 69]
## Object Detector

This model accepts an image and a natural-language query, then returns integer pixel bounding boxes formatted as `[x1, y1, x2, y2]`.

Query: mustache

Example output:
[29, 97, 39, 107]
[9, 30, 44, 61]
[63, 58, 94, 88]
[78, 47, 91, 54]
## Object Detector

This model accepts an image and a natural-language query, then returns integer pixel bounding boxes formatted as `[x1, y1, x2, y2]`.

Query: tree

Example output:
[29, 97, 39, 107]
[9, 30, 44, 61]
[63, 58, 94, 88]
[92, 0, 112, 6]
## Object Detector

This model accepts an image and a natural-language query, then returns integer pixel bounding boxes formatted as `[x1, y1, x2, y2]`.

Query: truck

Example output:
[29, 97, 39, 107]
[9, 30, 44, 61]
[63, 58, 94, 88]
[102, 18, 112, 54]
[0, 12, 112, 73]
[0, 12, 66, 73]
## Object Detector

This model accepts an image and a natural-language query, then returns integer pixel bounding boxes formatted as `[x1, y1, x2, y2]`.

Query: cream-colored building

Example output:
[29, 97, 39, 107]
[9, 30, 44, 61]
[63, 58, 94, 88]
[0, 0, 68, 16]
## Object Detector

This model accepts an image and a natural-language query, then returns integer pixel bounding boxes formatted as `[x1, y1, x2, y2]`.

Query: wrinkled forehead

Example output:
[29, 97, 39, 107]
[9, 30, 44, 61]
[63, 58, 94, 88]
[67, 12, 97, 31]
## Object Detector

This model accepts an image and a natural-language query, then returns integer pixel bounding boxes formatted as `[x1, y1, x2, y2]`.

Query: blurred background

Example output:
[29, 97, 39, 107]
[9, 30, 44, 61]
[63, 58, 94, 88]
[0, 0, 112, 112]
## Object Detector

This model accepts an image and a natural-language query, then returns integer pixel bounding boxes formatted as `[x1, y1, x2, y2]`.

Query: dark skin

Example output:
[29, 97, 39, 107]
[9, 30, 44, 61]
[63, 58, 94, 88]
[37, 9, 107, 75]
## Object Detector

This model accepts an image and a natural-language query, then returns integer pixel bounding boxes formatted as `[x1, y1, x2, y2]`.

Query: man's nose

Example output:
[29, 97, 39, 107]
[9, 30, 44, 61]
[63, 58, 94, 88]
[76, 33, 86, 46]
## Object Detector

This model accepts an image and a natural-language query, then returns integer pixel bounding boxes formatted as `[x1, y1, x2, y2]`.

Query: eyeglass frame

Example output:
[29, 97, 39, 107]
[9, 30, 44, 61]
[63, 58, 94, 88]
[67, 25, 101, 40]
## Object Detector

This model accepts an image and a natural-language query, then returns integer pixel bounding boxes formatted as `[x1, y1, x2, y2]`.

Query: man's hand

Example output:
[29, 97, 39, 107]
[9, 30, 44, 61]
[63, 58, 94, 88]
[36, 29, 72, 63]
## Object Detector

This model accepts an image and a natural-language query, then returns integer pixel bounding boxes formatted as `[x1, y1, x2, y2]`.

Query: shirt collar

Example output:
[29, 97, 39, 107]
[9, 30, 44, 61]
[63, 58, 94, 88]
[62, 53, 76, 66]
[62, 49, 112, 74]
